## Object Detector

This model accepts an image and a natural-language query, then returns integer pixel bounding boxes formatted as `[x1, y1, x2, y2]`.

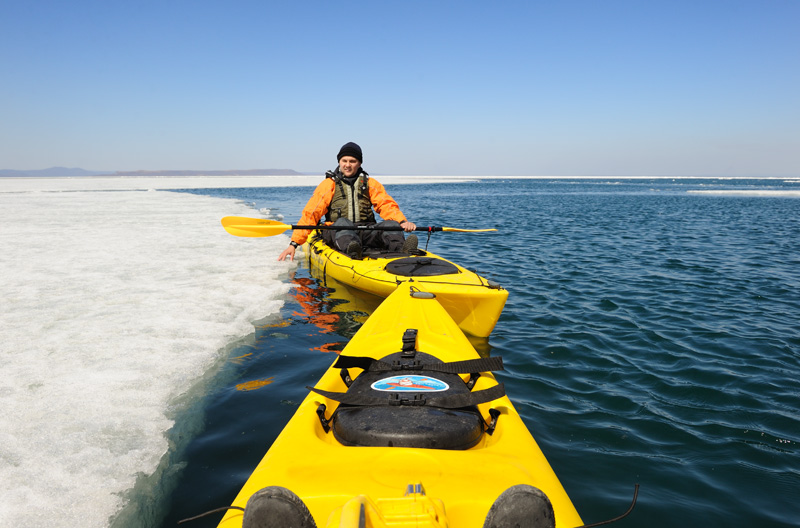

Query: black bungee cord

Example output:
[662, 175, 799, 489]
[177, 505, 243, 524]
[572, 484, 640, 528]
[424, 226, 433, 251]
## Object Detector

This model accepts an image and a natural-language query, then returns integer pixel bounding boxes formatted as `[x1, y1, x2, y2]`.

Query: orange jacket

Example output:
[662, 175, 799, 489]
[290, 177, 407, 245]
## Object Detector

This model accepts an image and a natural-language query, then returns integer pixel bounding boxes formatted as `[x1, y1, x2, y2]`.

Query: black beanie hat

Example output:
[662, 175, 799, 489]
[337, 142, 363, 163]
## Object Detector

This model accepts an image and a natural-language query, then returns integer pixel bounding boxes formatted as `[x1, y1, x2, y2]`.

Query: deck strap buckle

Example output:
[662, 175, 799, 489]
[392, 359, 423, 370]
[401, 328, 418, 357]
[486, 408, 501, 435]
[316, 404, 331, 433]
[389, 393, 427, 406]
[339, 368, 353, 388]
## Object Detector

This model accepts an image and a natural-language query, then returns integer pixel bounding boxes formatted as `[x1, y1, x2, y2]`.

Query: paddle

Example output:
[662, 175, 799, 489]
[221, 216, 497, 238]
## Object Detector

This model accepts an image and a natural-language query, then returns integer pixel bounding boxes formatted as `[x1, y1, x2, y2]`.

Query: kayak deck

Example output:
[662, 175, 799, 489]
[217, 285, 581, 528]
[303, 232, 508, 338]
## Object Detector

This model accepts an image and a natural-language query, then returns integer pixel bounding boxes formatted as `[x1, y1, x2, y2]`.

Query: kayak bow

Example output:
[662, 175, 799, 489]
[217, 284, 582, 528]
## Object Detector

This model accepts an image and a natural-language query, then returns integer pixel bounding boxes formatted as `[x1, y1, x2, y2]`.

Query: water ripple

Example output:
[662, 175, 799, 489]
[393, 180, 800, 526]
[163, 180, 799, 528]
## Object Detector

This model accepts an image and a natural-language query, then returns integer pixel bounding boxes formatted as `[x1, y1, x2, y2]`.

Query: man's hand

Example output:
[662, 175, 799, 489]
[278, 245, 296, 261]
[400, 221, 417, 232]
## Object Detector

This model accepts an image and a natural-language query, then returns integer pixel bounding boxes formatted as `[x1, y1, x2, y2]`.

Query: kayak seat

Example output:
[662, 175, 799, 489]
[315, 349, 504, 450]
[385, 257, 459, 277]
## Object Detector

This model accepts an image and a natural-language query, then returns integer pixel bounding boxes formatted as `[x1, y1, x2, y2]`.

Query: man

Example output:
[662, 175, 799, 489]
[278, 142, 417, 262]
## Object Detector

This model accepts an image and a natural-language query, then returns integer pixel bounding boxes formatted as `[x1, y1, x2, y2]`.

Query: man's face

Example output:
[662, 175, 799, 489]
[339, 156, 361, 177]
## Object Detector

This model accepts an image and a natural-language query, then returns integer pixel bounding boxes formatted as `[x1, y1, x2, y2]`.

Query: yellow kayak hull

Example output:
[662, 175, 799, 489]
[304, 233, 508, 338]
[218, 285, 582, 528]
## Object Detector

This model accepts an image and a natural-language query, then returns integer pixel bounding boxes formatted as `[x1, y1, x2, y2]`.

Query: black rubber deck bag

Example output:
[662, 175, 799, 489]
[385, 257, 460, 277]
[330, 352, 485, 450]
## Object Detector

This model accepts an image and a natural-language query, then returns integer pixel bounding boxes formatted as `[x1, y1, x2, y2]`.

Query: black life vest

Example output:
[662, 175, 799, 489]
[324, 168, 376, 224]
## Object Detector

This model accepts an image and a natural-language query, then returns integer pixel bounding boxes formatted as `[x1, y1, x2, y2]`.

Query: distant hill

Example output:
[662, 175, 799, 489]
[0, 167, 107, 177]
[1, 167, 303, 177]
[108, 169, 303, 176]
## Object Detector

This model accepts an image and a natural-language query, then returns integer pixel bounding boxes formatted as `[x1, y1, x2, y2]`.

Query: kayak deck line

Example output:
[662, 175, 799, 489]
[315, 246, 500, 290]
[215, 285, 582, 528]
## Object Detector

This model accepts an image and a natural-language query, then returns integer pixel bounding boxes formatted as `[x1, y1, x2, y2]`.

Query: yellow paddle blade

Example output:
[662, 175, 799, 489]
[440, 227, 497, 233]
[221, 217, 291, 237]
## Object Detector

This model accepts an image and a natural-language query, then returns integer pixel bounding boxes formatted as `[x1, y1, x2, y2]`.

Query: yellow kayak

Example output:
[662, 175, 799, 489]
[303, 231, 508, 338]
[217, 284, 582, 528]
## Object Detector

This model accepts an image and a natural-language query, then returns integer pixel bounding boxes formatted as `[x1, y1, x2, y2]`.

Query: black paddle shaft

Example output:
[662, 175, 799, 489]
[292, 224, 444, 232]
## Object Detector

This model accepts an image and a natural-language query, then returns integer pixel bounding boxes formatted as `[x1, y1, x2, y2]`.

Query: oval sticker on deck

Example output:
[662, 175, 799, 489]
[371, 375, 449, 392]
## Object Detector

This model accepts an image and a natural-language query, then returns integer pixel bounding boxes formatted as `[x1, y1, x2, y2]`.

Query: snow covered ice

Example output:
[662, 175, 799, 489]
[0, 178, 295, 527]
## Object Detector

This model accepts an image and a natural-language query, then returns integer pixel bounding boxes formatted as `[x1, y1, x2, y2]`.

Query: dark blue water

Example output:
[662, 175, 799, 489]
[152, 178, 799, 527]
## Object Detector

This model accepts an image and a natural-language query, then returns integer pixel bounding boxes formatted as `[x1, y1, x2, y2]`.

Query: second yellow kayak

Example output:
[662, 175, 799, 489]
[304, 231, 508, 338]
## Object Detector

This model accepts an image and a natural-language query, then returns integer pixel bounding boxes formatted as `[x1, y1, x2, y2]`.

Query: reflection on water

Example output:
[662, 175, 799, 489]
[287, 271, 375, 352]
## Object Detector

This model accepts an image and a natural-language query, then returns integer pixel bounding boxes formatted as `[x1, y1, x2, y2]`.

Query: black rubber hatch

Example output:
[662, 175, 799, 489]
[385, 257, 459, 277]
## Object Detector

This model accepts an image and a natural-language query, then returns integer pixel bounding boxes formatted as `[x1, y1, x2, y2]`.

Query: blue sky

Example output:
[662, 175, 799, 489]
[2, 0, 798, 176]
